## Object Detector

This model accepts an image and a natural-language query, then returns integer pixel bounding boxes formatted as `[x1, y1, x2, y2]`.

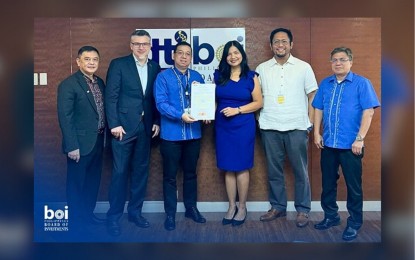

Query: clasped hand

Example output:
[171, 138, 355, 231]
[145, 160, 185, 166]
[220, 107, 239, 117]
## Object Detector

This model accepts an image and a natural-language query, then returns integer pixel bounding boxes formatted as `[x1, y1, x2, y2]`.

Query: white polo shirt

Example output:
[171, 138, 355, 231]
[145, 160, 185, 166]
[256, 55, 318, 131]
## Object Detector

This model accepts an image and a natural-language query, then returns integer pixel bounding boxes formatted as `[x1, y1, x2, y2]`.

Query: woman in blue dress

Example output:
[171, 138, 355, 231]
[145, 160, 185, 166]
[214, 40, 263, 226]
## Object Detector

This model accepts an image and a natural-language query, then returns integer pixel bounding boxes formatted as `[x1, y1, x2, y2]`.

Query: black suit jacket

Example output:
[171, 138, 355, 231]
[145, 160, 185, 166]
[105, 54, 160, 140]
[57, 70, 106, 156]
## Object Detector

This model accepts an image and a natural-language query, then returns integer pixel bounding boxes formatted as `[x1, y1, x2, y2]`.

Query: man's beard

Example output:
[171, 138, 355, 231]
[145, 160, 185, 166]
[276, 52, 287, 58]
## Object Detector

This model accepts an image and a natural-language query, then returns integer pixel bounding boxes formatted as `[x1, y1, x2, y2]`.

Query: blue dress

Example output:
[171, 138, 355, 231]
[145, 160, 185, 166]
[214, 70, 257, 172]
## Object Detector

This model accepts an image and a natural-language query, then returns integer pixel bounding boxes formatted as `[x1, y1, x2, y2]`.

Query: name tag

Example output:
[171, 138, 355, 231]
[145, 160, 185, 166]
[277, 95, 285, 104]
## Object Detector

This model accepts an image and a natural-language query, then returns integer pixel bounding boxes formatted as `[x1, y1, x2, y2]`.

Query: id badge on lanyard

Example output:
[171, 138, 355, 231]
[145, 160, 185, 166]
[277, 94, 285, 104]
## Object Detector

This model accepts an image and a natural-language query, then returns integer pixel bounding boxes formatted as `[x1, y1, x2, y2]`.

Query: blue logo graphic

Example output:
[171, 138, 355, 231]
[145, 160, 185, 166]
[175, 30, 188, 43]
[151, 32, 216, 66]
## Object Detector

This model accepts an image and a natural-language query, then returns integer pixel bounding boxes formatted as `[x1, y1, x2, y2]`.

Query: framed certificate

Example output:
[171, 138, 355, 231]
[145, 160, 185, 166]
[190, 83, 216, 120]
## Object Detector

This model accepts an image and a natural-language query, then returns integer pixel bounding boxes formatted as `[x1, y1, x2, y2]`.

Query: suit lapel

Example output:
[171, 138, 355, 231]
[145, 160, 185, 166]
[76, 71, 98, 114]
[144, 61, 155, 97]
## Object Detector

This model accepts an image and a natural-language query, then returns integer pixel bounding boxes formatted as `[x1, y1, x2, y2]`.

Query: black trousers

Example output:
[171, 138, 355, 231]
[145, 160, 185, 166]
[320, 147, 364, 229]
[66, 133, 103, 224]
[160, 139, 201, 216]
[107, 121, 151, 221]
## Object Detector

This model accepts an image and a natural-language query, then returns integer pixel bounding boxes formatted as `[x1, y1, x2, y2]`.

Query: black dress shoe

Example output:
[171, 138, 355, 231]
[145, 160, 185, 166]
[222, 207, 238, 225]
[232, 208, 247, 226]
[314, 216, 341, 230]
[128, 215, 150, 228]
[107, 221, 121, 236]
[185, 207, 206, 223]
[164, 215, 175, 231]
[342, 226, 358, 241]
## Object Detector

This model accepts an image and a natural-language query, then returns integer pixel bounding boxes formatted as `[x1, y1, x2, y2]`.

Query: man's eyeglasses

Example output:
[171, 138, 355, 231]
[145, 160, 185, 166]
[175, 50, 191, 57]
[272, 40, 290, 46]
[330, 58, 350, 64]
[131, 42, 151, 48]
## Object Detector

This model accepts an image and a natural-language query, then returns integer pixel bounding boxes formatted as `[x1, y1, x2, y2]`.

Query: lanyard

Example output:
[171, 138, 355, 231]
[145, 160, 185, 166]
[172, 68, 191, 107]
[172, 67, 190, 94]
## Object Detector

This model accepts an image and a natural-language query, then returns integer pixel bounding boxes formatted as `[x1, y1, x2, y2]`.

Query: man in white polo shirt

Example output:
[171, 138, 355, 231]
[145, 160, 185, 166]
[256, 27, 317, 228]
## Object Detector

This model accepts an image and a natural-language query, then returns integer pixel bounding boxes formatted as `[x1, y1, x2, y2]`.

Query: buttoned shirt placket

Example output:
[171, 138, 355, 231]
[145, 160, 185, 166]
[84, 75, 105, 130]
[328, 81, 345, 148]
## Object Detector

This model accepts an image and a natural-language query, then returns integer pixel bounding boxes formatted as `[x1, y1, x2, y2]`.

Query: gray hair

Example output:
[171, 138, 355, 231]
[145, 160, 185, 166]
[131, 29, 151, 39]
[330, 47, 353, 61]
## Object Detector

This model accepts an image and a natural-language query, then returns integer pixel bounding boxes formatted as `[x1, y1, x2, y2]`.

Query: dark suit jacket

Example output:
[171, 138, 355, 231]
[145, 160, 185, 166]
[57, 70, 106, 156]
[105, 54, 160, 140]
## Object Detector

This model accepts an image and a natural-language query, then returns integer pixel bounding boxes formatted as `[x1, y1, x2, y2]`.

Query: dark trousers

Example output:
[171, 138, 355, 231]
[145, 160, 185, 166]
[107, 122, 150, 221]
[260, 129, 311, 213]
[320, 147, 364, 229]
[160, 139, 200, 216]
[66, 133, 103, 223]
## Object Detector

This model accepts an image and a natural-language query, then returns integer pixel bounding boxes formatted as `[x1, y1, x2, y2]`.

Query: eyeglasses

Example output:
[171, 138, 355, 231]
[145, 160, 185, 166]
[175, 50, 191, 57]
[330, 58, 350, 64]
[272, 40, 290, 46]
[131, 42, 151, 48]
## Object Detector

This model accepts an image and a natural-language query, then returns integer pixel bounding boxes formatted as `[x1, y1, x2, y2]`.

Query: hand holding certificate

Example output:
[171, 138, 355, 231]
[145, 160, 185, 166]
[190, 83, 216, 120]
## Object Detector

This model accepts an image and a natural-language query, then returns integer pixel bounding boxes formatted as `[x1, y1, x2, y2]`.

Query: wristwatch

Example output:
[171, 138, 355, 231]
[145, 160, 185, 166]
[355, 134, 364, 142]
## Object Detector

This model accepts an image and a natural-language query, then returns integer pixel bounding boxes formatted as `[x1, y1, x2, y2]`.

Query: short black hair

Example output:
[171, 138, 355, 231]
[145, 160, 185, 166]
[174, 41, 192, 53]
[77, 46, 100, 57]
[269, 28, 293, 44]
[131, 29, 151, 38]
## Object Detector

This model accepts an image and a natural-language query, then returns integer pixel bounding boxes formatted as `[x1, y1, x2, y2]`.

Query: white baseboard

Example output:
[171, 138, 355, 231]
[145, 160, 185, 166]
[93, 201, 381, 213]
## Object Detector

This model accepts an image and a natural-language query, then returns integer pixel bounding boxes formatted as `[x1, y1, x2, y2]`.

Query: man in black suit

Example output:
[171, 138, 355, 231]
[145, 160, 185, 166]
[57, 46, 106, 231]
[105, 29, 161, 236]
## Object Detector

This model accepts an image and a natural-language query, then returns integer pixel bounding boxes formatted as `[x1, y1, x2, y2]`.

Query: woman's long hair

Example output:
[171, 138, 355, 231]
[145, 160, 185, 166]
[216, 40, 250, 86]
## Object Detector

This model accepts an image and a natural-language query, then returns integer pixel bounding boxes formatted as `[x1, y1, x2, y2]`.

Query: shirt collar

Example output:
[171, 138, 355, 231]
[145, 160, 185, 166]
[329, 71, 354, 83]
[270, 54, 295, 66]
[133, 55, 148, 67]
[173, 66, 188, 75]
[81, 71, 96, 82]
